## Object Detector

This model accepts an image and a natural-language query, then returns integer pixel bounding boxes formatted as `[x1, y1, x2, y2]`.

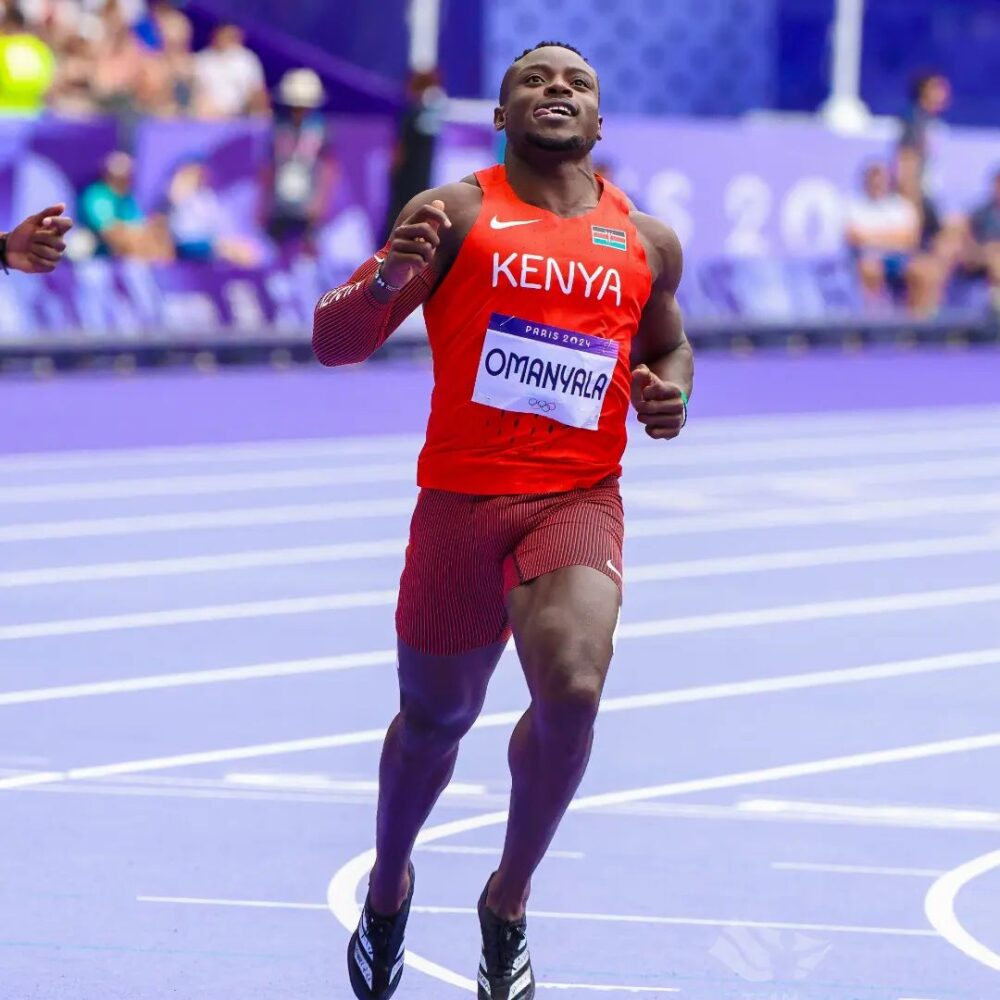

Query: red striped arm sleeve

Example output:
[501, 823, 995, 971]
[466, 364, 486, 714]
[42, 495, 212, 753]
[312, 242, 434, 366]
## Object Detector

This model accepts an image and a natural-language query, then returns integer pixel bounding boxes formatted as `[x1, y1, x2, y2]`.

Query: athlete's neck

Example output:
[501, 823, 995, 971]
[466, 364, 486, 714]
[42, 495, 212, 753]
[503, 150, 601, 220]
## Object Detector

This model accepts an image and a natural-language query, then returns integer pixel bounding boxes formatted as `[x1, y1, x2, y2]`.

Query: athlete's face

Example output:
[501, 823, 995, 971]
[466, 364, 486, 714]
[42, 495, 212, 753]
[496, 47, 602, 155]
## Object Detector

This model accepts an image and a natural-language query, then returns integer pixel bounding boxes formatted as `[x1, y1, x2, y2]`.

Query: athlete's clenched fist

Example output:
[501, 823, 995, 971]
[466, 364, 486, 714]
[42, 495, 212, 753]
[378, 199, 452, 290]
[631, 364, 688, 439]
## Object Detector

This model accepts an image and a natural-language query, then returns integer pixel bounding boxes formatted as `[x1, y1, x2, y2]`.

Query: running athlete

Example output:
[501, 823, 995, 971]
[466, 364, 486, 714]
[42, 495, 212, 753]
[314, 42, 693, 1000]
[0, 205, 72, 275]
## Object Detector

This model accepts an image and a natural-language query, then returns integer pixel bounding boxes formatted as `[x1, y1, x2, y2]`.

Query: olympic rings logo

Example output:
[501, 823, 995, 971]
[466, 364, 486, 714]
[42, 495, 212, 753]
[529, 398, 557, 413]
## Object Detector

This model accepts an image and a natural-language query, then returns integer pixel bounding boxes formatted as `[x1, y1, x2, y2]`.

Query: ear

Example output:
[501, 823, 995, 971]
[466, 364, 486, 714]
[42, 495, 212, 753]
[597, 115, 603, 141]
[493, 106, 505, 131]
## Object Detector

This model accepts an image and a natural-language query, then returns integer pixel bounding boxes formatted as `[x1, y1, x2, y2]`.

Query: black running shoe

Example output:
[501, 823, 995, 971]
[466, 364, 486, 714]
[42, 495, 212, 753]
[348, 863, 415, 1000]
[477, 876, 535, 1000]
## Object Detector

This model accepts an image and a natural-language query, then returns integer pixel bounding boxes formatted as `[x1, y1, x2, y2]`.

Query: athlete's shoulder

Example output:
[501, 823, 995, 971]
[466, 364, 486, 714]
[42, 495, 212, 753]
[629, 210, 683, 290]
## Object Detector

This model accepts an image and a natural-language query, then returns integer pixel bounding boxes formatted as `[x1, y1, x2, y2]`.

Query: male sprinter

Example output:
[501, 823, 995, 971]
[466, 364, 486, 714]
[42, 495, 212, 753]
[0, 205, 72, 274]
[314, 42, 693, 1000]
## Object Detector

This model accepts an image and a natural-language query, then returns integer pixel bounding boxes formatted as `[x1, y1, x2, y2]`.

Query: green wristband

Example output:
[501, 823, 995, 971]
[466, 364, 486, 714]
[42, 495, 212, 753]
[679, 389, 689, 406]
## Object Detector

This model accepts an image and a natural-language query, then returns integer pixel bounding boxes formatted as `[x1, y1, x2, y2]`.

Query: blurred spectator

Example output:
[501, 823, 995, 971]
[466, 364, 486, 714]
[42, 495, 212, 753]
[90, 0, 146, 125]
[262, 68, 336, 256]
[896, 71, 962, 265]
[166, 158, 259, 266]
[134, 2, 195, 116]
[79, 150, 173, 260]
[0, 5, 55, 114]
[383, 69, 446, 240]
[845, 161, 944, 315]
[963, 169, 1000, 315]
[193, 23, 269, 119]
[49, 32, 100, 115]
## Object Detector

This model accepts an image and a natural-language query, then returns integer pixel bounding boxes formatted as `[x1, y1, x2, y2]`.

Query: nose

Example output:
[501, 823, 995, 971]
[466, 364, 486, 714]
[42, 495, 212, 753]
[544, 79, 573, 98]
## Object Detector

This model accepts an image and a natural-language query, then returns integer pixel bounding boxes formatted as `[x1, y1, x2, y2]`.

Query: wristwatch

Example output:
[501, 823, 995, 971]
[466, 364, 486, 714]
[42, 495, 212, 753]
[0, 233, 9, 274]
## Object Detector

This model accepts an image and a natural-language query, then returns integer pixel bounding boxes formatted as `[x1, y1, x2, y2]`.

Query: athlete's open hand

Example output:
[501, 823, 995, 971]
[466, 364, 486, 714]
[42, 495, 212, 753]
[380, 199, 451, 288]
[631, 364, 687, 439]
[6, 204, 73, 274]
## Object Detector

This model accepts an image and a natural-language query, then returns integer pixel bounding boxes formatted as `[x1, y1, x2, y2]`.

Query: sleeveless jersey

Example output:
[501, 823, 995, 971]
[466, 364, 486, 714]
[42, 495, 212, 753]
[418, 163, 653, 494]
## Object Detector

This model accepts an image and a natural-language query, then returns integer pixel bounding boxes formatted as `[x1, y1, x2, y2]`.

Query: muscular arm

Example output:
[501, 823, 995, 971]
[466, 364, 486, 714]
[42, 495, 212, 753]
[312, 180, 480, 367]
[312, 242, 435, 366]
[631, 213, 694, 402]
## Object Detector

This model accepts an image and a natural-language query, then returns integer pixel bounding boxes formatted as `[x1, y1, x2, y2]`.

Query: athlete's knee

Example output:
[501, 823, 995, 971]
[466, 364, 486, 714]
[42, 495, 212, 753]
[398, 693, 481, 755]
[527, 628, 609, 751]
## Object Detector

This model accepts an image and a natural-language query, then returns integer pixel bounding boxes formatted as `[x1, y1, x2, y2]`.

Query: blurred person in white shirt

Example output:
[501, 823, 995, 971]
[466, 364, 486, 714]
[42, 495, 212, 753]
[193, 22, 269, 119]
[846, 161, 945, 315]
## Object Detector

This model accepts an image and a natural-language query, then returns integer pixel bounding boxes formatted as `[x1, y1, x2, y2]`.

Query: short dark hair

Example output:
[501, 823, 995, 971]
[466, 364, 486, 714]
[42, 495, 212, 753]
[910, 71, 945, 103]
[499, 41, 594, 102]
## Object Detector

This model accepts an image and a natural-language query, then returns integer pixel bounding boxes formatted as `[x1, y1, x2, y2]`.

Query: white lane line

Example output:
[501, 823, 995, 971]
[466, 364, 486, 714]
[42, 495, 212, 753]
[5, 580, 1000, 643]
[8, 423, 1000, 488]
[9, 402, 997, 472]
[2, 636, 998, 715]
[414, 845, 584, 860]
[0, 538, 407, 588]
[536, 986, 678, 994]
[0, 463, 416, 505]
[411, 905, 935, 938]
[6, 449, 1000, 507]
[925, 849, 1000, 972]
[327, 731, 1000, 993]
[600, 800, 1000, 832]
[740, 800, 1000, 827]
[139, 895, 325, 911]
[625, 532, 1000, 582]
[7, 650, 1000, 792]
[1, 434, 424, 473]
[5, 528, 999, 590]
[772, 862, 945, 878]
[5, 488, 1000, 546]
[135, 894, 933, 938]
[0, 589, 399, 641]
[0, 497, 416, 544]
[0, 650, 397, 706]
[223, 773, 487, 796]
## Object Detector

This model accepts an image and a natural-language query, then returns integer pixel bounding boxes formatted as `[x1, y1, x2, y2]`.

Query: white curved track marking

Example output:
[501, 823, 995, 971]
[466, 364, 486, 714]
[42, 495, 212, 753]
[327, 732, 1000, 993]
[924, 849, 1000, 972]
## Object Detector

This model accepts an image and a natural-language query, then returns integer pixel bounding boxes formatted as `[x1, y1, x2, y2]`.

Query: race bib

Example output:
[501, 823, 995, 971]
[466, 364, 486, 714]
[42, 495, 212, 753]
[471, 313, 619, 431]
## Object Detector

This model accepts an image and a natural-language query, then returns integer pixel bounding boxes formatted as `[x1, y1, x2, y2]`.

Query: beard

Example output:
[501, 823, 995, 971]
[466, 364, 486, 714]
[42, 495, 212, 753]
[525, 130, 599, 154]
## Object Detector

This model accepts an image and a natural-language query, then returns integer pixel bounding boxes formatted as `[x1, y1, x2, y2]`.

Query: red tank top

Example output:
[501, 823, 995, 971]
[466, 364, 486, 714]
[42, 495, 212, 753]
[418, 163, 653, 494]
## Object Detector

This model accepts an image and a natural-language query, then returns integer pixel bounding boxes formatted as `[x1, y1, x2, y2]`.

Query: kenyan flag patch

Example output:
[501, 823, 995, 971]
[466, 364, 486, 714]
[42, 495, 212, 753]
[591, 225, 627, 251]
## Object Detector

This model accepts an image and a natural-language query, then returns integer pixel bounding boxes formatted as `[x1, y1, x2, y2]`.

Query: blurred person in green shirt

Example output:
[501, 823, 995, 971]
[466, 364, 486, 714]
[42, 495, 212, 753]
[79, 151, 174, 261]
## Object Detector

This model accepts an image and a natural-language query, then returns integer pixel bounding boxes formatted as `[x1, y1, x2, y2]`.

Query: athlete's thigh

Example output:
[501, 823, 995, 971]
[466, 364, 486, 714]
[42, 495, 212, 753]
[396, 489, 512, 657]
[507, 564, 620, 696]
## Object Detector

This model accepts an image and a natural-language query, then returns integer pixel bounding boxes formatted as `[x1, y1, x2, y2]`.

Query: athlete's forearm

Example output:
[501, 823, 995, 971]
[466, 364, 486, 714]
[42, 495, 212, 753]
[312, 243, 433, 366]
[648, 337, 694, 399]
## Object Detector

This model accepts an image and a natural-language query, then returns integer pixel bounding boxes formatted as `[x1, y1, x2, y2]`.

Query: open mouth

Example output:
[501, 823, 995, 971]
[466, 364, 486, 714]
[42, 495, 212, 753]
[533, 100, 576, 120]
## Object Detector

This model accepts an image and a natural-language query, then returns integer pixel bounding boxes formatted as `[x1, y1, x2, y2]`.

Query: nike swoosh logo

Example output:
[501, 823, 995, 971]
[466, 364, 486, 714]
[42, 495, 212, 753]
[606, 560, 622, 580]
[490, 216, 541, 230]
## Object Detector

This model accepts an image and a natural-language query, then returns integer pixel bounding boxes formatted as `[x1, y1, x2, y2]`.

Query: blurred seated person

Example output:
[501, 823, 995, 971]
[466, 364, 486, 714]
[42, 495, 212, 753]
[0, 7, 55, 115]
[845, 161, 944, 315]
[262, 68, 336, 256]
[963, 169, 1000, 315]
[193, 23, 269, 119]
[167, 159, 259, 266]
[79, 152, 174, 261]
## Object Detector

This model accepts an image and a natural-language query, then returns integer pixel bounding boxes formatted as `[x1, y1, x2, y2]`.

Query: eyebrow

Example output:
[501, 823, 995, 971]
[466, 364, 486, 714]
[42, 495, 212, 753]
[518, 62, 595, 81]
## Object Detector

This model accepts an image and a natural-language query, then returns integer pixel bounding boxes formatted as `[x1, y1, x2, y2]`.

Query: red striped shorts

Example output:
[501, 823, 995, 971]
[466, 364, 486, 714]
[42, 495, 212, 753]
[396, 476, 624, 656]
